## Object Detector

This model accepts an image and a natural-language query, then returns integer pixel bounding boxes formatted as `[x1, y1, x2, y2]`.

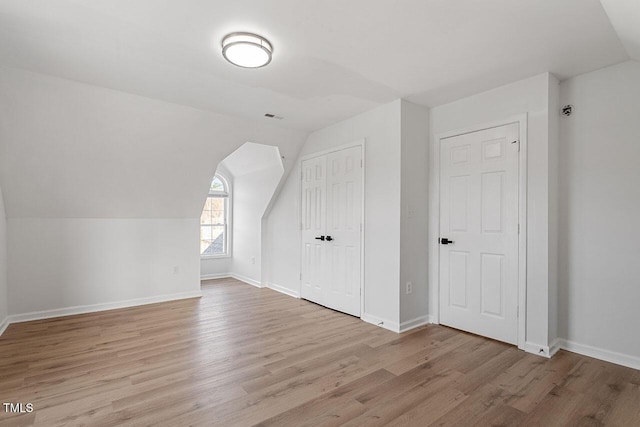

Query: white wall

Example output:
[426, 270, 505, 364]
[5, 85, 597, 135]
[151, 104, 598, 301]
[200, 257, 232, 279]
[265, 100, 403, 327]
[0, 67, 306, 318]
[429, 73, 558, 353]
[230, 165, 283, 284]
[0, 185, 8, 329]
[263, 167, 302, 295]
[0, 67, 306, 219]
[559, 60, 640, 362]
[399, 100, 430, 325]
[8, 218, 200, 316]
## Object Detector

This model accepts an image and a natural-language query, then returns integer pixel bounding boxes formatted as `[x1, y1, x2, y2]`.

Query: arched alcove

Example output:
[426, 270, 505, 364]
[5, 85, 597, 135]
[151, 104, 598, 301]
[200, 142, 284, 286]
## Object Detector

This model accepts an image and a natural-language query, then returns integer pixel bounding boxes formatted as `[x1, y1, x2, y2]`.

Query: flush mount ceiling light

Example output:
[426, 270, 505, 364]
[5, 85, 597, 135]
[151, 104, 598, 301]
[221, 32, 272, 68]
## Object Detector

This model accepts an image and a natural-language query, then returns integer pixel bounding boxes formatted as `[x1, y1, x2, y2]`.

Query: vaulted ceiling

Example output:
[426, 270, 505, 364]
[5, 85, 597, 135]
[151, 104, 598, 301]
[600, 0, 640, 61]
[0, 0, 630, 131]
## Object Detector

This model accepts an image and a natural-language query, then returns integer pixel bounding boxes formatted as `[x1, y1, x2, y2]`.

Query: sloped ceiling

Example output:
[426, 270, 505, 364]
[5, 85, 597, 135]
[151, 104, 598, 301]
[0, 67, 305, 218]
[0, 0, 629, 131]
[600, 0, 640, 61]
[220, 143, 282, 178]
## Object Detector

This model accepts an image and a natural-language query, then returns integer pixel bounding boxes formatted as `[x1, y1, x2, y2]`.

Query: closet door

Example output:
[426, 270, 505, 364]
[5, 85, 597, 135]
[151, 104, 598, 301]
[325, 146, 362, 316]
[439, 123, 520, 344]
[300, 145, 363, 317]
[300, 155, 327, 305]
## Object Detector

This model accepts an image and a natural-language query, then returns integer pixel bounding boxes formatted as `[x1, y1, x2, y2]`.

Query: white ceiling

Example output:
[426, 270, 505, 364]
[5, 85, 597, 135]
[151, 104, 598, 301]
[220, 142, 282, 178]
[600, 0, 640, 61]
[0, 0, 630, 131]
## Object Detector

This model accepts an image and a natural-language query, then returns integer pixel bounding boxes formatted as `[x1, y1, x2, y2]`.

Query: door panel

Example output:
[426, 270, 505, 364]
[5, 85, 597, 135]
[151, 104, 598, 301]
[449, 251, 469, 309]
[480, 253, 504, 317]
[481, 172, 504, 233]
[450, 175, 470, 232]
[440, 123, 519, 345]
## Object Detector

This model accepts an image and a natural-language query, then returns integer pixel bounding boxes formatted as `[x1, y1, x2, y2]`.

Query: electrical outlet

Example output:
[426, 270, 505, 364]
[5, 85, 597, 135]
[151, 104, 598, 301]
[406, 281, 412, 294]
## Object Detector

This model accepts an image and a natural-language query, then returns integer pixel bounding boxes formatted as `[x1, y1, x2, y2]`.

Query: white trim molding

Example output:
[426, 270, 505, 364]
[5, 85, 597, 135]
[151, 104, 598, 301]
[362, 312, 400, 333]
[200, 272, 264, 289]
[267, 282, 300, 298]
[549, 338, 562, 358]
[524, 341, 552, 358]
[229, 273, 263, 288]
[200, 273, 231, 281]
[0, 316, 9, 336]
[200, 254, 231, 260]
[557, 339, 640, 371]
[4, 290, 203, 328]
[399, 315, 430, 333]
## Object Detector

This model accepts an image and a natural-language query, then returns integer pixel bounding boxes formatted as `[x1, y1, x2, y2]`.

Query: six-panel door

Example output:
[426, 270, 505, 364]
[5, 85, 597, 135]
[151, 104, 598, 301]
[439, 123, 520, 344]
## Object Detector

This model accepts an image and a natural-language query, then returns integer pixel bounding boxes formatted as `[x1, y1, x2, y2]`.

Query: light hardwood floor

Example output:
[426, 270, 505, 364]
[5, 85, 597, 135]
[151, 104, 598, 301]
[1, 278, 639, 426]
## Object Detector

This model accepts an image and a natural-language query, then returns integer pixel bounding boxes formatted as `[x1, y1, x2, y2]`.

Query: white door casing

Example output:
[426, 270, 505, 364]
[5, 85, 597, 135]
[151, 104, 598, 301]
[301, 145, 363, 317]
[439, 123, 520, 344]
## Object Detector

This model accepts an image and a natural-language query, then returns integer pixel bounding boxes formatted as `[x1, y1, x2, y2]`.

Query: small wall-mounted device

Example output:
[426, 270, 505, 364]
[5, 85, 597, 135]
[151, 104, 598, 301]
[264, 113, 284, 120]
[561, 105, 573, 117]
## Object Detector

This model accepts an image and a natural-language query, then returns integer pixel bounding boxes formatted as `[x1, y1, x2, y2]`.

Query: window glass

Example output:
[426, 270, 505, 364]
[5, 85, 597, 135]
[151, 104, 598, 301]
[201, 174, 229, 256]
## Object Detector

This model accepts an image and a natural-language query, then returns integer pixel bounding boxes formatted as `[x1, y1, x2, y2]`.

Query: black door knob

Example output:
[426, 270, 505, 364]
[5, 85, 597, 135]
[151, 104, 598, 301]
[326, 236, 333, 241]
[440, 238, 454, 245]
[315, 236, 325, 241]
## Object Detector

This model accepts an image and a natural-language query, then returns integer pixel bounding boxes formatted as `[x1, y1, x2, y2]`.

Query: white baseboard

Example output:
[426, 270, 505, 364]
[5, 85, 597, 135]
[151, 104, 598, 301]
[200, 273, 231, 281]
[200, 272, 263, 288]
[267, 282, 300, 298]
[549, 338, 562, 357]
[6, 290, 203, 326]
[524, 341, 551, 358]
[399, 315, 430, 333]
[229, 273, 263, 288]
[557, 339, 640, 371]
[362, 312, 400, 333]
[427, 314, 439, 324]
[0, 316, 9, 336]
[394, 315, 638, 370]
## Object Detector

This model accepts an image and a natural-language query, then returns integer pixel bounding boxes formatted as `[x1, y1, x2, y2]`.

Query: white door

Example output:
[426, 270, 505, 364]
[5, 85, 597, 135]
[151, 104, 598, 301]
[439, 123, 520, 344]
[301, 145, 362, 317]
[300, 155, 326, 305]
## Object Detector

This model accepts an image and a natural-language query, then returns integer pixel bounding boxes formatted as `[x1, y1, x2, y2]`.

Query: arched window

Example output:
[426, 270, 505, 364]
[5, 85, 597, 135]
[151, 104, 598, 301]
[200, 174, 230, 257]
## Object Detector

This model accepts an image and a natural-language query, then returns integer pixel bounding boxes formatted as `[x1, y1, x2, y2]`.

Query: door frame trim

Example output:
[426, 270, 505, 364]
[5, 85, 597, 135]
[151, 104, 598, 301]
[299, 139, 366, 318]
[429, 115, 528, 350]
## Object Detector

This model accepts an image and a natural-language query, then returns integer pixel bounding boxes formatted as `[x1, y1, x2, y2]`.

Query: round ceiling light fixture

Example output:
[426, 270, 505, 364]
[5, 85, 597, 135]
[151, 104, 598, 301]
[221, 32, 272, 68]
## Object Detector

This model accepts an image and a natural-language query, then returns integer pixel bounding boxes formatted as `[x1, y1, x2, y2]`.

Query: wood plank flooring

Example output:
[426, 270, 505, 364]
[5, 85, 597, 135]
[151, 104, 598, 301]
[1, 278, 639, 426]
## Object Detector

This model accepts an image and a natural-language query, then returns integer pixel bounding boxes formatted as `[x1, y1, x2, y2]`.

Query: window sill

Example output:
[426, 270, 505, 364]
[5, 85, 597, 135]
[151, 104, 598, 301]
[201, 254, 231, 260]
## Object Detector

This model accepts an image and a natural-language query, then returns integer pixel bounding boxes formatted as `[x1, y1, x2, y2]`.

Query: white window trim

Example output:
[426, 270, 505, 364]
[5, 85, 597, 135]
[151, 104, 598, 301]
[200, 173, 232, 259]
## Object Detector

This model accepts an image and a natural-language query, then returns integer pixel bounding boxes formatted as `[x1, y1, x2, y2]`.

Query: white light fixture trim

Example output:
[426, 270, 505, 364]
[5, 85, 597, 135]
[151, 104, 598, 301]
[222, 32, 272, 68]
